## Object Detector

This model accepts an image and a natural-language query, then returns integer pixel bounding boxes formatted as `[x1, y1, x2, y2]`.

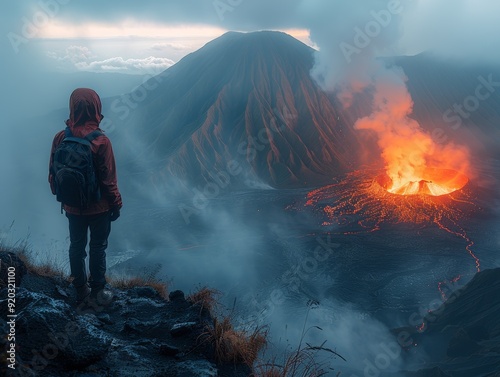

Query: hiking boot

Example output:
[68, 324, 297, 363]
[90, 287, 114, 306]
[75, 284, 91, 304]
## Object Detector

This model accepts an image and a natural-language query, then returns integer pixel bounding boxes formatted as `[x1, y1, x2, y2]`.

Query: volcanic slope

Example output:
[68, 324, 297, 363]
[113, 31, 361, 188]
[396, 267, 500, 377]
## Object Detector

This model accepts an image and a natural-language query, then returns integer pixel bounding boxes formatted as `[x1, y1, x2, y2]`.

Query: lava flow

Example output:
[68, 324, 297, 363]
[305, 169, 481, 272]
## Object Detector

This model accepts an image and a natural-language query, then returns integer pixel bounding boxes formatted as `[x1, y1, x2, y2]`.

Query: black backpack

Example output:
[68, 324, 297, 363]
[52, 127, 102, 210]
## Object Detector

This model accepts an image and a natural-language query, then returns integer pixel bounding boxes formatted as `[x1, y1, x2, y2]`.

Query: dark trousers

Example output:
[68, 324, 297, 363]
[67, 211, 111, 290]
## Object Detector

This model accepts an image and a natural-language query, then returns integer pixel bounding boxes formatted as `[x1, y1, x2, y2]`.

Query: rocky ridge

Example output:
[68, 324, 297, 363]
[0, 251, 250, 377]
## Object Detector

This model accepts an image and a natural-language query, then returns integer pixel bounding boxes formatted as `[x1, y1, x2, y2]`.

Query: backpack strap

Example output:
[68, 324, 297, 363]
[85, 130, 103, 143]
[62, 128, 103, 145]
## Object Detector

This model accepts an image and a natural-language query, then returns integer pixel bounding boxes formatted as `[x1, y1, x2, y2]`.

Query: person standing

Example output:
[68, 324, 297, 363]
[49, 88, 122, 305]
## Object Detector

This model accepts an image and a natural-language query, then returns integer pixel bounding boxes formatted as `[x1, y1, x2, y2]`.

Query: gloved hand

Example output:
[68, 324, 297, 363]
[109, 206, 121, 221]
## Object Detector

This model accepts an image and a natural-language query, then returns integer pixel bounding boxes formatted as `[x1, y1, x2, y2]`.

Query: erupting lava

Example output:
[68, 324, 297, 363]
[377, 168, 469, 196]
[354, 68, 472, 200]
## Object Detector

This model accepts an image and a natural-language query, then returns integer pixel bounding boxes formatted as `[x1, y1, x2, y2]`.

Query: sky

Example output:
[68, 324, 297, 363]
[2, 0, 500, 119]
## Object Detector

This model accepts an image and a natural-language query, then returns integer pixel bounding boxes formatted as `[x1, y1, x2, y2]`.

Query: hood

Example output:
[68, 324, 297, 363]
[65, 88, 103, 128]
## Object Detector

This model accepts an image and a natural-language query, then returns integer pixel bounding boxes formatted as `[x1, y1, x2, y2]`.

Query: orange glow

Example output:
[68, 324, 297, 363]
[355, 70, 471, 198]
[377, 168, 469, 196]
[38, 20, 227, 40]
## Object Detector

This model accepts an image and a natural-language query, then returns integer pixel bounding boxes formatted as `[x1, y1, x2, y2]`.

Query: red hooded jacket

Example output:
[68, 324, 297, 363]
[49, 88, 122, 215]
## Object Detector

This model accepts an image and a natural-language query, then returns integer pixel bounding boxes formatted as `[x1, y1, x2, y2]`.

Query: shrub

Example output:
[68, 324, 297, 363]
[187, 286, 222, 314]
[253, 341, 343, 377]
[201, 316, 268, 368]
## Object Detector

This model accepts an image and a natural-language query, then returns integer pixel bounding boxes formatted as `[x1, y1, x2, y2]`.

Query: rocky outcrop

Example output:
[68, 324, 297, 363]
[0, 251, 250, 377]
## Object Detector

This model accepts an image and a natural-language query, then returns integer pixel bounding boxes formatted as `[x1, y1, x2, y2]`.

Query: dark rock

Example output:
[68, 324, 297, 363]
[128, 286, 160, 299]
[169, 290, 185, 302]
[466, 324, 490, 341]
[82, 313, 105, 328]
[170, 322, 197, 337]
[123, 296, 167, 314]
[12, 289, 111, 368]
[0, 251, 27, 288]
[176, 360, 217, 377]
[159, 343, 181, 357]
[122, 318, 144, 333]
[447, 333, 481, 358]
[96, 313, 112, 325]
[56, 285, 69, 297]
[175, 352, 186, 359]
[0, 318, 8, 349]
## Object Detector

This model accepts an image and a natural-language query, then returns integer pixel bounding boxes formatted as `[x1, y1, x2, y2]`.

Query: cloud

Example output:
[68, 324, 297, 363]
[5, 0, 500, 66]
[38, 21, 227, 40]
[399, 0, 500, 63]
[47, 45, 96, 64]
[75, 56, 175, 75]
[48, 0, 298, 30]
[46, 46, 174, 74]
[149, 42, 192, 51]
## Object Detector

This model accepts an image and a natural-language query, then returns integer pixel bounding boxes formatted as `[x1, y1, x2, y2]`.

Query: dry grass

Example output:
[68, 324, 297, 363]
[17, 251, 67, 278]
[201, 316, 268, 367]
[253, 343, 343, 377]
[1, 229, 169, 300]
[1, 226, 68, 280]
[253, 311, 345, 377]
[108, 275, 169, 299]
[189, 285, 268, 367]
[187, 286, 222, 314]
